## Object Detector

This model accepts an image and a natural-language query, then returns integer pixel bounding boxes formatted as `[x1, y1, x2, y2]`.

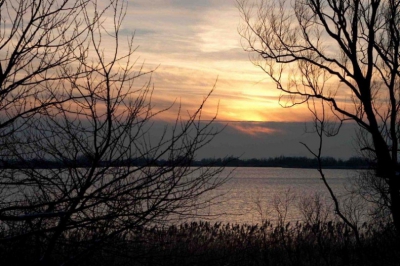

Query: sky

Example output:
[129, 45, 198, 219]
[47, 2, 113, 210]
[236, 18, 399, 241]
[118, 0, 359, 159]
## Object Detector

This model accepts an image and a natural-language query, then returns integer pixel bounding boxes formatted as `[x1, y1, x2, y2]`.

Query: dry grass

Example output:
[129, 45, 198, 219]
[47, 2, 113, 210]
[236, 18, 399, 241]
[2, 220, 398, 266]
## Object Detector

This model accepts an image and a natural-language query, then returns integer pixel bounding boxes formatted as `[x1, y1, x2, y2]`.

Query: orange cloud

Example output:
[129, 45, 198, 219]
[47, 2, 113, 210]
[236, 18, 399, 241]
[228, 123, 282, 136]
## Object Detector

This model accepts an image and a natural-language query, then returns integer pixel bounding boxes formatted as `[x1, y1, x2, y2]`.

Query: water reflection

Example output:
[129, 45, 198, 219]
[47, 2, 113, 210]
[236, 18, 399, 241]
[200, 167, 363, 224]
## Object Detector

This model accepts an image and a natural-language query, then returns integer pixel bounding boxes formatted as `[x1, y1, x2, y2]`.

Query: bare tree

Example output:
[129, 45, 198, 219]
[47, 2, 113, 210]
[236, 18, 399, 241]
[0, 0, 226, 264]
[238, 0, 400, 231]
[0, 0, 97, 137]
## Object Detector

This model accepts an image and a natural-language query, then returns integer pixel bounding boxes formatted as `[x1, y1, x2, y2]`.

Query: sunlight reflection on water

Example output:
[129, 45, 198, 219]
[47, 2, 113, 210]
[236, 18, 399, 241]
[199, 167, 362, 224]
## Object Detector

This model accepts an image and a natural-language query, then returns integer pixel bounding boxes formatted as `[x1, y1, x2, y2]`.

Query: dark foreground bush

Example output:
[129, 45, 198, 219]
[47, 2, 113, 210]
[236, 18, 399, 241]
[0, 221, 399, 266]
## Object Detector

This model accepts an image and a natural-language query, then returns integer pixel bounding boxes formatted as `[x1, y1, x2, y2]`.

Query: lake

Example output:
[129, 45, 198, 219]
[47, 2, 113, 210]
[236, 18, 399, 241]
[197, 167, 365, 224]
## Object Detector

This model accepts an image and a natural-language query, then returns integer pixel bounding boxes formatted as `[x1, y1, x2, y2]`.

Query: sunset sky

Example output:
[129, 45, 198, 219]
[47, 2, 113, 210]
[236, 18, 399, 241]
[120, 0, 358, 159]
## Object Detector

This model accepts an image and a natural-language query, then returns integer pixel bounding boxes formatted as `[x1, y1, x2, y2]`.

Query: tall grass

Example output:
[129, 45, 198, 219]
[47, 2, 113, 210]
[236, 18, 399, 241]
[122, 220, 399, 266]
[1, 220, 398, 265]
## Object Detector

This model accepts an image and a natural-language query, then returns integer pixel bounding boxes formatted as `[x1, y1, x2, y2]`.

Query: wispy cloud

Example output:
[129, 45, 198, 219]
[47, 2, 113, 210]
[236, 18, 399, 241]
[229, 123, 282, 136]
[110, 1, 337, 124]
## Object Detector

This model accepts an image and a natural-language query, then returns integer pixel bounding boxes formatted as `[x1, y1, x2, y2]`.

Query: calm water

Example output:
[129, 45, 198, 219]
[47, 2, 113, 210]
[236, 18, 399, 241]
[199, 167, 362, 224]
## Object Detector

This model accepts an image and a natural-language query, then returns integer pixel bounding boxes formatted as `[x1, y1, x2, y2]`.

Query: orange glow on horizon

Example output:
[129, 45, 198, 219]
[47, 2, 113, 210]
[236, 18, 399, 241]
[228, 123, 282, 136]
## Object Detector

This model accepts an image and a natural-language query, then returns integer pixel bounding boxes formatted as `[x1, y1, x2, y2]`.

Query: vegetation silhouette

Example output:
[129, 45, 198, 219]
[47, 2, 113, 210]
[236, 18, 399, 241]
[238, 0, 400, 232]
[0, 0, 226, 265]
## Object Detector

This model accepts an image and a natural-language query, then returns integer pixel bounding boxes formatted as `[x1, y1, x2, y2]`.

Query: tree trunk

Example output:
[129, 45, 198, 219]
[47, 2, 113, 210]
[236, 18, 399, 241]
[372, 131, 400, 231]
[389, 176, 400, 231]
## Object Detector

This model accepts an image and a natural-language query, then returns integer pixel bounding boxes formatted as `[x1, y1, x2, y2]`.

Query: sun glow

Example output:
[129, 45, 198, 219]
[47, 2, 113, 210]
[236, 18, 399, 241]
[123, 1, 324, 128]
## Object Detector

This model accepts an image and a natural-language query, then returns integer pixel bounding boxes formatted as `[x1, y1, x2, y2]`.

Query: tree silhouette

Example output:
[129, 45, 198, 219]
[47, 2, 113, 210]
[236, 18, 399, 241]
[0, 0, 226, 264]
[238, 0, 400, 230]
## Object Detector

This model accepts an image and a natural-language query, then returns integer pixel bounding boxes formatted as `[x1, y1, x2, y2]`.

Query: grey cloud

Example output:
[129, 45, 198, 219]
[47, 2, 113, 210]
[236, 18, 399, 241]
[164, 47, 249, 62]
[196, 121, 359, 159]
[131, 0, 233, 10]
[145, 120, 359, 159]
[133, 28, 157, 36]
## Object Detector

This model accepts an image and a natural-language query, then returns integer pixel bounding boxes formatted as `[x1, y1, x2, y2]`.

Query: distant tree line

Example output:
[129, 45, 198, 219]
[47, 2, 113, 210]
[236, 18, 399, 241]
[0, 155, 372, 169]
[195, 156, 372, 169]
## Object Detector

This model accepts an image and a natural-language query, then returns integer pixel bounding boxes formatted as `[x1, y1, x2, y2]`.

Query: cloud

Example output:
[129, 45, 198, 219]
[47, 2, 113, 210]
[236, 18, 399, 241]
[138, 119, 358, 159]
[119, 1, 282, 123]
[194, 121, 359, 159]
[130, 0, 234, 11]
[119, 0, 358, 126]
[228, 122, 282, 136]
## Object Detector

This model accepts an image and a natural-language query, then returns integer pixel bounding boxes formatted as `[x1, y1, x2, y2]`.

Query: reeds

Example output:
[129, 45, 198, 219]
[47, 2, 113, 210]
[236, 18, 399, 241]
[121, 220, 399, 266]
[0, 219, 399, 265]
